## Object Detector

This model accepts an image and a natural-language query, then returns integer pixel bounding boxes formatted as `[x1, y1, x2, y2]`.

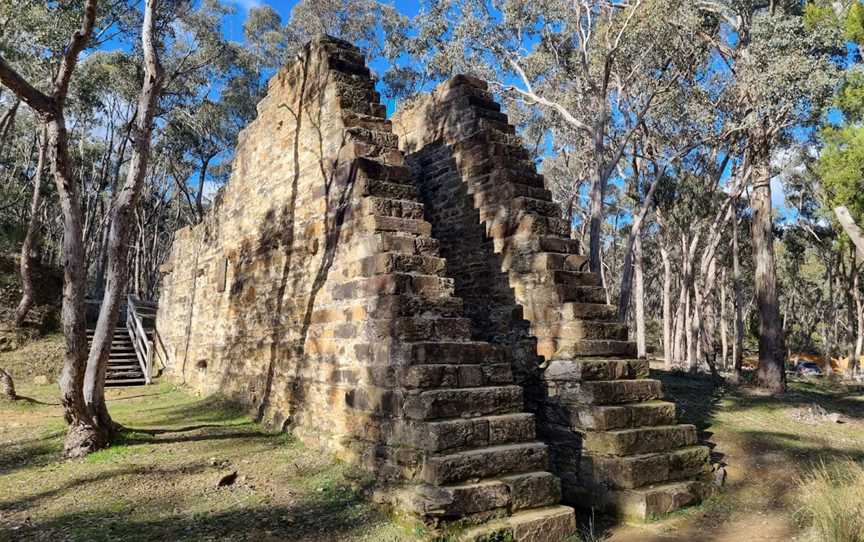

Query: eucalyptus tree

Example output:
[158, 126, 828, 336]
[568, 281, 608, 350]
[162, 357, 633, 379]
[399, 0, 708, 275]
[693, 0, 844, 391]
[0, 0, 107, 456]
[84, 0, 167, 433]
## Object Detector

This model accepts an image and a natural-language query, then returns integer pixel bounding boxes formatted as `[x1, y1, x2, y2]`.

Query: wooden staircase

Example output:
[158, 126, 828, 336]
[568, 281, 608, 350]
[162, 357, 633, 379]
[85, 295, 160, 387]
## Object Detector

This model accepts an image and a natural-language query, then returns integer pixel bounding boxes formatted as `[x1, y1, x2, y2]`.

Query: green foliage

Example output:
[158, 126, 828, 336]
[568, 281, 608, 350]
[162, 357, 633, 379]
[845, 2, 864, 44]
[817, 124, 864, 218]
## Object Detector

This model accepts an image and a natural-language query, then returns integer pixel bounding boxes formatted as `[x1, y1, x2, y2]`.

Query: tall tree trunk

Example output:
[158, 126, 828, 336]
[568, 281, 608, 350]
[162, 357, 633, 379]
[84, 0, 164, 432]
[751, 175, 786, 392]
[14, 123, 48, 327]
[720, 268, 729, 370]
[661, 244, 673, 369]
[0, 0, 104, 456]
[634, 233, 646, 358]
[853, 268, 862, 374]
[732, 213, 744, 383]
[51, 114, 107, 456]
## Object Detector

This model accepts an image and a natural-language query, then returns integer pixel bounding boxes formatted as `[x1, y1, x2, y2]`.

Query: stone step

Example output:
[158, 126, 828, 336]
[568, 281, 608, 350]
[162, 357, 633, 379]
[602, 480, 713, 522]
[404, 385, 524, 420]
[468, 176, 552, 203]
[410, 341, 509, 365]
[545, 400, 678, 432]
[363, 215, 433, 236]
[397, 472, 562, 522]
[401, 363, 513, 389]
[532, 321, 629, 342]
[330, 273, 455, 300]
[539, 338, 638, 360]
[556, 285, 607, 304]
[504, 252, 588, 274]
[548, 378, 663, 405]
[327, 56, 371, 77]
[538, 236, 580, 254]
[479, 197, 559, 222]
[490, 213, 570, 240]
[358, 178, 419, 201]
[343, 111, 392, 131]
[582, 424, 699, 456]
[350, 253, 446, 277]
[457, 505, 576, 542]
[400, 413, 535, 453]
[362, 294, 464, 319]
[367, 316, 472, 342]
[422, 442, 548, 485]
[355, 156, 412, 182]
[552, 269, 602, 288]
[361, 197, 425, 220]
[581, 445, 711, 490]
[346, 126, 399, 149]
[353, 232, 439, 258]
[543, 359, 650, 382]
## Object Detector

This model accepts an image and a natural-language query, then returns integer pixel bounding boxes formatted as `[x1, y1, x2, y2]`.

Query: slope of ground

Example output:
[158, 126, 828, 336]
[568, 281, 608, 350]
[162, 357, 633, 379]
[2, 336, 863, 542]
[602, 371, 864, 542]
[0, 380, 417, 542]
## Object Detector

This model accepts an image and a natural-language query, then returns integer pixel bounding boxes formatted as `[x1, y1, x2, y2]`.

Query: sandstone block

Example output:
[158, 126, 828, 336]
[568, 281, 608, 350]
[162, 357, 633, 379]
[403, 385, 524, 420]
[581, 424, 698, 456]
[422, 442, 548, 485]
[581, 445, 711, 489]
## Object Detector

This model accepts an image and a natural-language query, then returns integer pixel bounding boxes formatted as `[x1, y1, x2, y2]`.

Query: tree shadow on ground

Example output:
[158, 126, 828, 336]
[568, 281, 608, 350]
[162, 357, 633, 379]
[582, 372, 864, 542]
[0, 430, 64, 477]
[4, 457, 394, 542]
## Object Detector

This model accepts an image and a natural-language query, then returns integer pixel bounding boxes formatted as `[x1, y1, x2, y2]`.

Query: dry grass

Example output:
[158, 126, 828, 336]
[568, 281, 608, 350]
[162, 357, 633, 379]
[796, 459, 864, 542]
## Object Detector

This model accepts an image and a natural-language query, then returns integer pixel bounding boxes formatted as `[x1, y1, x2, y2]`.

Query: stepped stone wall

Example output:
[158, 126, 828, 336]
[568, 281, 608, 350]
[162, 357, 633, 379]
[393, 77, 714, 520]
[157, 37, 575, 539]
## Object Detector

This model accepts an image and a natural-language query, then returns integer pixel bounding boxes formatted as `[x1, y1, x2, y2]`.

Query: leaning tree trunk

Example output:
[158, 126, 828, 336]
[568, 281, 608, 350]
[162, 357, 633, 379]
[751, 175, 786, 393]
[14, 123, 48, 327]
[84, 0, 164, 432]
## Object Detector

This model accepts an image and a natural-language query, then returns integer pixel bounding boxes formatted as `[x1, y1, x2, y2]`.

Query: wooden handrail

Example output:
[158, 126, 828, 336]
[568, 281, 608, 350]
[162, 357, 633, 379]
[126, 294, 154, 384]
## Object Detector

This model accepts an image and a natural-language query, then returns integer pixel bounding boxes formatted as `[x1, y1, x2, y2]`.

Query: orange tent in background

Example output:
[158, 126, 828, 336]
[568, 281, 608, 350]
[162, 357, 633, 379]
[790, 352, 863, 373]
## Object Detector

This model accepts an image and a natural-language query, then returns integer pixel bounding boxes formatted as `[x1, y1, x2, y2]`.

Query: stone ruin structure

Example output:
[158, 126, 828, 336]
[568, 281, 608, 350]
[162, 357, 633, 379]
[156, 36, 712, 539]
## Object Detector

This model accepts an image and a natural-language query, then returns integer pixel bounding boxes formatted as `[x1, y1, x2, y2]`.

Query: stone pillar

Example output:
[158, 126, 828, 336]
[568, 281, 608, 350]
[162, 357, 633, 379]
[394, 76, 713, 521]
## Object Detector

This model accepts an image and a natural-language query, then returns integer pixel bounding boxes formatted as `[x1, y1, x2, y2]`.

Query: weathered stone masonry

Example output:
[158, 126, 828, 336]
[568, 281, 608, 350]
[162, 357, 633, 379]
[393, 77, 713, 521]
[157, 37, 575, 539]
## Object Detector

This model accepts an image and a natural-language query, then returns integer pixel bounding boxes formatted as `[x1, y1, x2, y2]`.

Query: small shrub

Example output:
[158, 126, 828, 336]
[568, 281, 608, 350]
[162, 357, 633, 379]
[796, 459, 864, 542]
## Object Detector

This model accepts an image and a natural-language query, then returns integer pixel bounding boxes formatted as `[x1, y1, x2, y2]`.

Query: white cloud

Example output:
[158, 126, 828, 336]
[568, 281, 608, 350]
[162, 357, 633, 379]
[231, 0, 263, 11]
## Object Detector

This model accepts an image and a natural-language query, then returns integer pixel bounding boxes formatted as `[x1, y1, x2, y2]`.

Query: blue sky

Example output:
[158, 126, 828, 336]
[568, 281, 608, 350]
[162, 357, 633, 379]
[220, 0, 423, 42]
[212, 0, 808, 218]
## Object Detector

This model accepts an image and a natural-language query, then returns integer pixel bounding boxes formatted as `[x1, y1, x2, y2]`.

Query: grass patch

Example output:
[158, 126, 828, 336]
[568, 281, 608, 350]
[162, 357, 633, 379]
[796, 459, 864, 542]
